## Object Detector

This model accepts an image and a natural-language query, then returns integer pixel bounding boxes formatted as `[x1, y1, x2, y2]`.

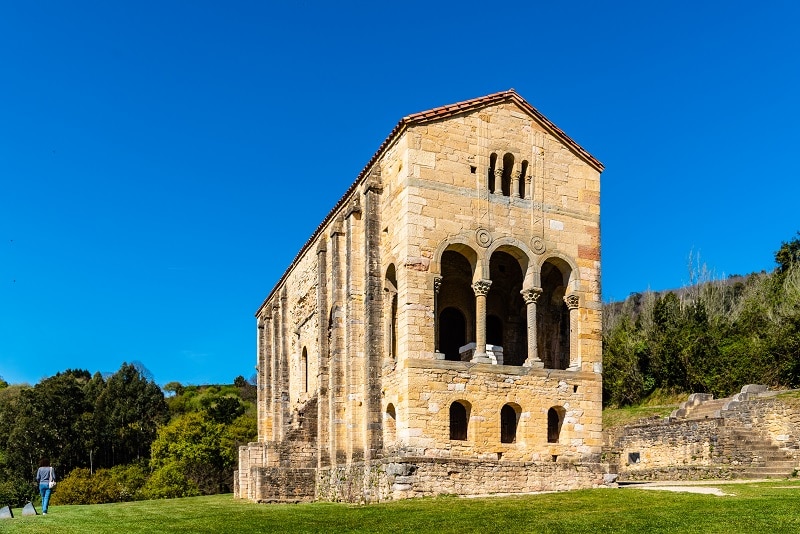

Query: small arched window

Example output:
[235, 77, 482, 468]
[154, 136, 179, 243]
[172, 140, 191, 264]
[547, 407, 564, 443]
[500, 404, 519, 443]
[488, 153, 498, 193]
[385, 403, 397, 445]
[501, 153, 514, 196]
[450, 401, 469, 441]
[519, 160, 529, 198]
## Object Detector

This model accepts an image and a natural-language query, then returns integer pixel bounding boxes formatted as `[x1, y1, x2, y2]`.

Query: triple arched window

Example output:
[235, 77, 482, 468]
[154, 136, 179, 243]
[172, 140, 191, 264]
[488, 152, 528, 199]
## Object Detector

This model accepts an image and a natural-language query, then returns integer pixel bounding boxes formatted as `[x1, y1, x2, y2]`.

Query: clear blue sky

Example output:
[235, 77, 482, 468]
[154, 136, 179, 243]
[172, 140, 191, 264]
[2, 1, 798, 387]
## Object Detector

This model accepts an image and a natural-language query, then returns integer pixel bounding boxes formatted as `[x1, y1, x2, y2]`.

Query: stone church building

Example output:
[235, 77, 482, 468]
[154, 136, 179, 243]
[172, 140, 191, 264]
[235, 90, 605, 502]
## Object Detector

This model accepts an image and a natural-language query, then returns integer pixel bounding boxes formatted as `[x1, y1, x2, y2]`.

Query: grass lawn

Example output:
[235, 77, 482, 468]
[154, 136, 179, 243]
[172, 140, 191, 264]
[3, 481, 800, 533]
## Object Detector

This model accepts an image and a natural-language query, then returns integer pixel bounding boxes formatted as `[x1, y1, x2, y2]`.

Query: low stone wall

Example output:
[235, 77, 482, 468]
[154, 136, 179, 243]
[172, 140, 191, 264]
[721, 394, 800, 459]
[606, 390, 800, 481]
[316, 456, 606, 502]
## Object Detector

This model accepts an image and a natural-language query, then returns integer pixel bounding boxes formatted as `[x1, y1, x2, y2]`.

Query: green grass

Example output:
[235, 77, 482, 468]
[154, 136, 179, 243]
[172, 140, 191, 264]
[3, 481, 800, 533]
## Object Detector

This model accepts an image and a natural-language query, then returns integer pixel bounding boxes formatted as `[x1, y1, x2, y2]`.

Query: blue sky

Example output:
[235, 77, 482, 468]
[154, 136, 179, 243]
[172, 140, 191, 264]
[2, 1, 798, 387]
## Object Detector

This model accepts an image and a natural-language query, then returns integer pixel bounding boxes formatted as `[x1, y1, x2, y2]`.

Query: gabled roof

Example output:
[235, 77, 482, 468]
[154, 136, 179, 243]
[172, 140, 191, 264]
[256, 90, 602, 316]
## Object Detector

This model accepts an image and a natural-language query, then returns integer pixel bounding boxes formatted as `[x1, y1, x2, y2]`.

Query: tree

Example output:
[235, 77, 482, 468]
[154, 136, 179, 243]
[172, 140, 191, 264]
[149, 412, 230, 494]
[775, 232, 800, 273]
[94, 363, 169, 467]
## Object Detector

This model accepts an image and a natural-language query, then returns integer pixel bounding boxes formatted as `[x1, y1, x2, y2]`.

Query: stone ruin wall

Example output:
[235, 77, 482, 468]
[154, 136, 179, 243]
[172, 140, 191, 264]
[606, 393, 800, 481]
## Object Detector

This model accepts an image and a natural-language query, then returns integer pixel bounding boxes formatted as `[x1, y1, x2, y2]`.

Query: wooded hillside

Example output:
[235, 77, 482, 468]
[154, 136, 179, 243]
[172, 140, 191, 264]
[603, 233, 800, 406]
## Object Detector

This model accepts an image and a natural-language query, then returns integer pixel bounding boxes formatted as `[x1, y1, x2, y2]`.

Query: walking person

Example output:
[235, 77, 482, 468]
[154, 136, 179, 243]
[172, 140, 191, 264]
[35, 458, 55, 515]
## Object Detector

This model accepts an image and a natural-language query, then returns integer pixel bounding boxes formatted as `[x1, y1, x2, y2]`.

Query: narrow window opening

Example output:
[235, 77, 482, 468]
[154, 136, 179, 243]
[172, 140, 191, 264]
[302, 347, 308, 392]
[547, 407, 564, 443]
[519, 160, 529, 198]
[488, 153, 498, 193]
[501, 153, 514, 196]
[500, 404, 518, 443]
[450, 401, 468, 440]
[470, 165, 477, 174]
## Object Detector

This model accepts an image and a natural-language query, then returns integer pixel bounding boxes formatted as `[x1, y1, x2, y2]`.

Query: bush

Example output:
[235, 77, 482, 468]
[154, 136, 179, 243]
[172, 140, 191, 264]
[108, 463, 148, 501]
[0, 475, 36, 508]
[140, 461, 200, 500]
[51, 468, 118, 505]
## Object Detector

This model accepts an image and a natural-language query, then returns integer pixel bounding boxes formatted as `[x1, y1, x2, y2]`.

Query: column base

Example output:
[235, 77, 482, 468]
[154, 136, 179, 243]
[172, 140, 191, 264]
[471, 353, 492, 364]
[523, 359, 545, 369]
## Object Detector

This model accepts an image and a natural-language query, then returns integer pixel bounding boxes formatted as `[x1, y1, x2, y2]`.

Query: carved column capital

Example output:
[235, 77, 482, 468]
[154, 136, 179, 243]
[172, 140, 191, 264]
[564, 293, 580, 310]
[520, 287, 543, 305]
[472, 279, 492, 297]
[433, 275, 443, 295]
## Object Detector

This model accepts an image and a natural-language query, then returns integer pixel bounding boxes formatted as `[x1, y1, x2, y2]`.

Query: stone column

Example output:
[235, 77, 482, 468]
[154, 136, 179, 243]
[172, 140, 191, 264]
[364, 177, 384, 463]
[521, 287, 544, 368]
[315, 240, 330, 467]
[271, 299, 282, 441]
[512, 170, 521, 198]
[279, 289, 290, 440]
[494, 168, 503, 195]
[471, 279, 492, 363]
[524, 175, 531, 200]
[564, 293, 580, 370]
[433, 275, 443, 356]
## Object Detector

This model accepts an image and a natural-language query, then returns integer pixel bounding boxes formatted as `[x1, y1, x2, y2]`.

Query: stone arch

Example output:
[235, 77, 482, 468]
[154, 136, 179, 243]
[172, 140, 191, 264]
[486, 238, 533, 287]
[500, 403, 521, 444]
[547, 406, 566, 443]
[449, 400, 471, 441]
[435, 244, 479, 356]
[533, 251, 580, 292]
[486, 243, 530, 365]
[431, 240, 479, 277]
[538, 258, 572, 370]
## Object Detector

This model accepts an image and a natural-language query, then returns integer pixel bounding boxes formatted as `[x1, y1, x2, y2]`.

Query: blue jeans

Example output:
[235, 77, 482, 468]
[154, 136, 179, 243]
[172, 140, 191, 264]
[39, 484, 51, 513]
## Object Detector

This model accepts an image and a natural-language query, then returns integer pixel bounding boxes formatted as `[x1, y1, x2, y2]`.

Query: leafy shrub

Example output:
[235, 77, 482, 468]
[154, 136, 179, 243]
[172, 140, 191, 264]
[108, 463, 148, 501]
[140, 461, 200, 499]
[51, 468, 118, 505]
[0, 475, 36, 508]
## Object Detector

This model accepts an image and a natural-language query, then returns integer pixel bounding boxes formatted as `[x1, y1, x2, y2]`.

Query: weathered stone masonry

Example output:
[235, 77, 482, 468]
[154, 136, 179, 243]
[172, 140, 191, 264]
[236, 90, 606, 502]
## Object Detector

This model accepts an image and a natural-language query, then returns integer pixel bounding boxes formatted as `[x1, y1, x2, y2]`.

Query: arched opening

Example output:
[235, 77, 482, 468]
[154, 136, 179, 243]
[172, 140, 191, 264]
[519, 160, 529, 198]
[301, 347, 308, 393]
[440, 307, 466, 361]
[487, 249, 527, 365]
[547, 406, 565, 443]
[385, 264, 398, 360]
[500, 403, 520, 444]
[501, 153, 514, 196]
[486, 314, 503, 346]
[436, 249, 476, 359]
[385, 403, 397, 445]
[538, 260, 572, 370]
[488, 153, 498, 193]
[449, 401, 469, 441]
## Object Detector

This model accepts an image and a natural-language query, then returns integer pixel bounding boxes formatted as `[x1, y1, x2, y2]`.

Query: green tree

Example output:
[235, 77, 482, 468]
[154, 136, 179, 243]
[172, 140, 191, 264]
[775, 232, 800, 273]
[94, 363, 169, 467]
[150, 412, 231, 495]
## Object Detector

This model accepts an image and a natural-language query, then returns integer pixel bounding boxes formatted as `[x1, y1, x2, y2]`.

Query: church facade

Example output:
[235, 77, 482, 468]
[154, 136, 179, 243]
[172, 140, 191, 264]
[235, 90, 605, 502]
